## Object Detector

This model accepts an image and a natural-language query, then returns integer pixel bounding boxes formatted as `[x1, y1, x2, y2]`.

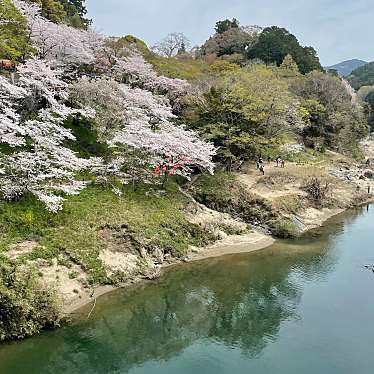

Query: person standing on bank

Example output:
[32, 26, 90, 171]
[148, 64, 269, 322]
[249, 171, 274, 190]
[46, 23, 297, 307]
[259, 163, 265, 176]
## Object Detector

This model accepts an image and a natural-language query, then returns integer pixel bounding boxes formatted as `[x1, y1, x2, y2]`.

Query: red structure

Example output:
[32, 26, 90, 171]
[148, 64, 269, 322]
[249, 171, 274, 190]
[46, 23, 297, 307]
[0, 59, 16, 71]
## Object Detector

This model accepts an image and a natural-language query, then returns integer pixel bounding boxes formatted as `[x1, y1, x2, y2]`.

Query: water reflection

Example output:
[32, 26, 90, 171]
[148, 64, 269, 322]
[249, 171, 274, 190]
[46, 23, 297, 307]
[0, 206, 371, 374]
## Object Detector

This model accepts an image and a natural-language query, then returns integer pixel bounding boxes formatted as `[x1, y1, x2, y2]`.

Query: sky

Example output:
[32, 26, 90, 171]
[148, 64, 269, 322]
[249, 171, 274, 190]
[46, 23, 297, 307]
[86, 0, 374, 66]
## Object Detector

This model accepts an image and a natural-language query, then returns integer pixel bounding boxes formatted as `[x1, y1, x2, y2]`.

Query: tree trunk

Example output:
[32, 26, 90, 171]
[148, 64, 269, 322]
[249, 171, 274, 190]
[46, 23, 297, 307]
[162, 172, 169, 191]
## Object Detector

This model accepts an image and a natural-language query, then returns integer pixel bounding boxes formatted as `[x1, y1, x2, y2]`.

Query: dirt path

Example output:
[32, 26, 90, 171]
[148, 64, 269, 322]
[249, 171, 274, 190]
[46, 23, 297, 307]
[236, 163, 310, 200]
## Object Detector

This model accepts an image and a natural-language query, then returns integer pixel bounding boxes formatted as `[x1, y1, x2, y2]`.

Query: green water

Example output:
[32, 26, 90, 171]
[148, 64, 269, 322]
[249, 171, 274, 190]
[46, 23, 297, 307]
[1, 206, 374, 374]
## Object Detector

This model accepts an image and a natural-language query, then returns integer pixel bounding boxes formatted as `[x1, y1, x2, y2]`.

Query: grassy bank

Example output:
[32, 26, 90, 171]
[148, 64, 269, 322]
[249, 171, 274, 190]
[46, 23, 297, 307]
[188, 152, 373, 238]
[188, 171, 299, 237]
[0, 182, 216, 342]
[0, 182, 213, 284]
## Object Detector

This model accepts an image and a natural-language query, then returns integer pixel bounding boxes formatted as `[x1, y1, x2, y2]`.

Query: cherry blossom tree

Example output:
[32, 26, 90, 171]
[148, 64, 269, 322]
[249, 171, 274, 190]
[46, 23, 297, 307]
[112, 53, 189, 96]
[152, 32, 191, 58]
[0, 76, 27, 146]
[70, 76, 215, 189]
[0, 2, 215, 211]
[13, 0, 103, 66]
[111, 84, 215, 188]
[111, 121, 215, 189]
[342, 78, 358, 106]
[0, 58, 93, 211]
[69, 77, 126, 139]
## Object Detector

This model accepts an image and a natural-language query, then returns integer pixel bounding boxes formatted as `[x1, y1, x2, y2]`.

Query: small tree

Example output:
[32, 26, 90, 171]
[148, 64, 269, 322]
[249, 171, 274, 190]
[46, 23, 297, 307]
[280, 54, 300, 75]
[14, 0, 102, 66]
[152, 32, 190, 58]
[303, 177, 331, 204]
[70, 65, 215, 191]
[0, 0, 34, 61]
[215, 18, 239, 34]
[0, 58, 93, 212]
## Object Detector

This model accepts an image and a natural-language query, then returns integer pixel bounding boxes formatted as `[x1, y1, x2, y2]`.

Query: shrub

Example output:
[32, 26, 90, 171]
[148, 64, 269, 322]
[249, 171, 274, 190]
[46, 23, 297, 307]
[270, 218, 299, 238]
[303, 177, 331, 204]
[0, 261, 62, 342]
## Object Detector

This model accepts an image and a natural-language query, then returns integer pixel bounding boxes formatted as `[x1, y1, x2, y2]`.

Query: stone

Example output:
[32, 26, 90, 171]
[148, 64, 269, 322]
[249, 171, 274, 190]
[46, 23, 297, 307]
[153, 247, 164, 263]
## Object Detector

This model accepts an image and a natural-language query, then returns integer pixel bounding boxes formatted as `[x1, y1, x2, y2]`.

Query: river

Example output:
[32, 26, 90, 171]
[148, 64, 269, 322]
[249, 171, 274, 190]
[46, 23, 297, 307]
[0, 205, 374, 374]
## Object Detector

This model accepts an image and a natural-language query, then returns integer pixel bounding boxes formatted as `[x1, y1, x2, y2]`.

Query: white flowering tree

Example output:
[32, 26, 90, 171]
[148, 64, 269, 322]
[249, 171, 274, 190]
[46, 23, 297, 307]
[1, 1, 215, 209]
[152, 32, 191, 58]
[13, 0, 103, 66]
[71, 76, 215, 190]
[112, 54, 189, 97]
[69, 77, 125, 139]
[0, 58, 93, 212]
[111, 121, 216, 189]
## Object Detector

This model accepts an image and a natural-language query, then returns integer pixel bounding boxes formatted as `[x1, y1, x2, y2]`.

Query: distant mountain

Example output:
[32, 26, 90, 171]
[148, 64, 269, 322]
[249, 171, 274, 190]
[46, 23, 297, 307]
[326, 59, 367, 77]
[348, 61, 374, 90]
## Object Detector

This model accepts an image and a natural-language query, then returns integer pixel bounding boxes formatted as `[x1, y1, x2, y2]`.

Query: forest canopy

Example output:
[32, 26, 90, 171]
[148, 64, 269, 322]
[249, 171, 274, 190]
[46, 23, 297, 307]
[27, 0, 90, 27]
[0, 2, 370, 213]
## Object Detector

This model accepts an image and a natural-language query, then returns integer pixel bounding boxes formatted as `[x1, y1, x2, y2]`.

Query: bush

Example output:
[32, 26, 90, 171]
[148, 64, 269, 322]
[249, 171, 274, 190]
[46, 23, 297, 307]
[303, 177, 331, 204]
[0, 261, 62, 342]
[271, 218, 299, 238]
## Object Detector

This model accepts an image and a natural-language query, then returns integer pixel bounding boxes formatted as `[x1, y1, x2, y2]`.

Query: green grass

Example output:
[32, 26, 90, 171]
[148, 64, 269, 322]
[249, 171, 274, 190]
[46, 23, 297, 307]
[0, 182, 212, 284]
[271, 218, 300, 238]
[148, 55, 210, 81]
[272, 195, 303, 215]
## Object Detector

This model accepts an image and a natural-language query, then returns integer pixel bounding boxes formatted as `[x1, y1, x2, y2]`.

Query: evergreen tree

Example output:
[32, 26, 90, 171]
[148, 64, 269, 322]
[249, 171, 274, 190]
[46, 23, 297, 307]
[215, 18, 239, 34]
[247, 26, 323, 74]
[280, 54, 300, 76]
[27, 0, 90, 27]
[28, 0, 66, 23]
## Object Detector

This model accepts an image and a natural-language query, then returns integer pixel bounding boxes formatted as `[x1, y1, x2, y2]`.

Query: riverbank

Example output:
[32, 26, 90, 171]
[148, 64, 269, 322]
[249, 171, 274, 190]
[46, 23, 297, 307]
[67, 196, 374, 315]
[3, 202, 373, 374]
[1, 145, 374, 341]
[66, 229, 275, 314]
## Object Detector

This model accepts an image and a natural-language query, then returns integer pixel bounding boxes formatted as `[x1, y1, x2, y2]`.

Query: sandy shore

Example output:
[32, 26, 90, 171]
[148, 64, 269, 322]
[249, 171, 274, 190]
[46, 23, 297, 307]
[188, 231, 274, 261]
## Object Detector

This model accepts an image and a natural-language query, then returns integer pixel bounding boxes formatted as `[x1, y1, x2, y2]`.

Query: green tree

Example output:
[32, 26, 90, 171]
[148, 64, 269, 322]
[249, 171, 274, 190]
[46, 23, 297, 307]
[28, 0, 90, 28]
[0, 0, 33, 61]
[60, 0, 91, 28]
[0, 261, 62, 342]
[291, 71, 368, 153]
[183, 65, 303, 165]
[209, 59, 240, 73]
[364, 91, 374, 130]
[348, 61, 374, 90]
[202, 26, 260, 59]
[280, 53, 300, 76]
[214, 18, 239, 34]
[28, 0, 67, 23]
[247, 26, 323, 74]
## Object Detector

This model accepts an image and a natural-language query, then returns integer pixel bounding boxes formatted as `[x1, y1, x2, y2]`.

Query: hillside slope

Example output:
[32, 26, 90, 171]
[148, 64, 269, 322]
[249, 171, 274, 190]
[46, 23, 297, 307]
[348, 61, 374, 89]
[327, 59, 367, 77]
